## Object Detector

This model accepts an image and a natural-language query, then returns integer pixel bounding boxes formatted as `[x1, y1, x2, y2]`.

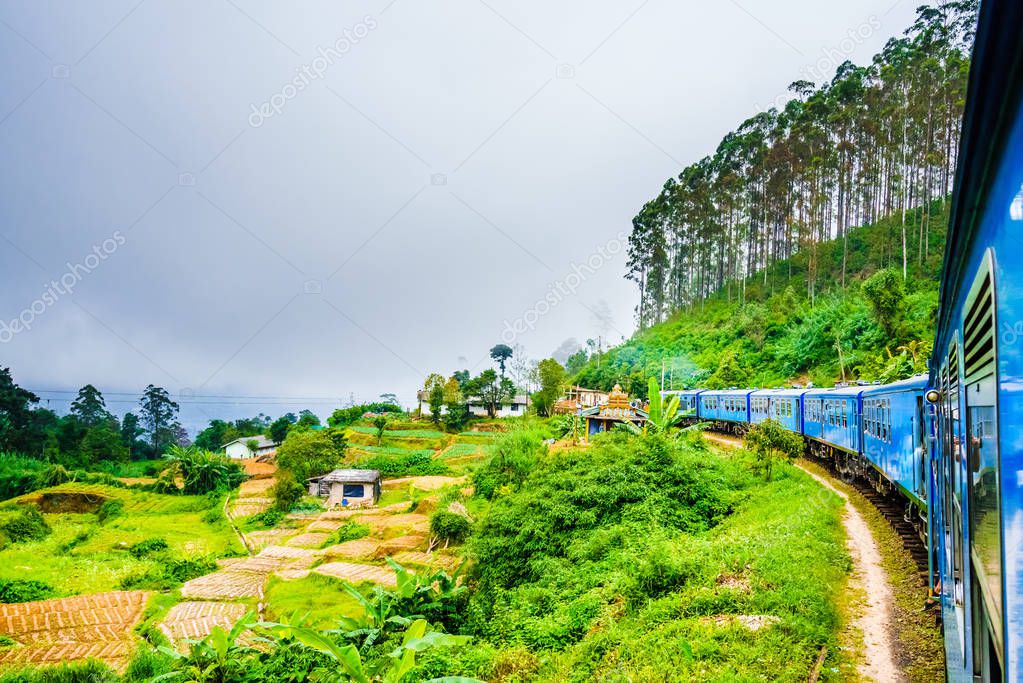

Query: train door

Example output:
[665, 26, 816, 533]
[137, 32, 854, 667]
[943, 340, 967, 660]
[963, 257, 1003, 681]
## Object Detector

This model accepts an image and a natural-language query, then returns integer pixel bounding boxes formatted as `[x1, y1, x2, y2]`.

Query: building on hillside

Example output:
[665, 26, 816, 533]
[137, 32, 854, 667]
[418, 392, 529, 418]
[468, 394, 529, 418]
[307, 469, 381, 508]
[223, 435, 277, 460]
[553, 386, 610, 415]
[579, 385, 647, 441]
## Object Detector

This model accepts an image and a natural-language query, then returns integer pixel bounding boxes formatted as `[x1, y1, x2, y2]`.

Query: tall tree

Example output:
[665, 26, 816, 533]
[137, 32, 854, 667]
[69, 384, 111, 427]
[120, 412, 145, 460]
[139, 385, 180, 456]
[532, 359, 567, 417]
[489, 344, 514, 378]
[0, 367, 39, 452]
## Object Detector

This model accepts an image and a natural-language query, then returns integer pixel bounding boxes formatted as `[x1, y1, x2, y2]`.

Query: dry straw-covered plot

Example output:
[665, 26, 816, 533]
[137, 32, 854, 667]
[0, 591, 150, 670]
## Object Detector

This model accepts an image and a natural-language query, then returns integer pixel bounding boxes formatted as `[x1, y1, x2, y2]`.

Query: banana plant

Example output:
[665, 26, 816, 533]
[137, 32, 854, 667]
[276, 618, 480, 683]
[153, 612, 260, 682]
[624, 378, 684, 436]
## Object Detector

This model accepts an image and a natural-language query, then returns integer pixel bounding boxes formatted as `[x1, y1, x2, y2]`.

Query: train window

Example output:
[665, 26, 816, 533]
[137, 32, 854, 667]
[962, 256, 1002, 663]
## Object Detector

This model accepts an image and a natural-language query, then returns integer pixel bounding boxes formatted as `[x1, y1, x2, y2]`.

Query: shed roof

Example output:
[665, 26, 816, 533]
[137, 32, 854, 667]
[308, 469, 381, 484]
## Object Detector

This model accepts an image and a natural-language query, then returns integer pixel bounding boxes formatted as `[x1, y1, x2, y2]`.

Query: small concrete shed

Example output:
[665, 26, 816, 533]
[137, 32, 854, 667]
[307, 469, 381, 508]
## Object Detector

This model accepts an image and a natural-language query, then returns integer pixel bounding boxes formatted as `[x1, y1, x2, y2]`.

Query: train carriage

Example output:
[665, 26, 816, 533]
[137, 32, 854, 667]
[927, 0, 1023, 678]
[860, 377, 929, 509]
[749, 389, 806, 434]
[801, 386, 863, 457]
[698, 390, 752, 431]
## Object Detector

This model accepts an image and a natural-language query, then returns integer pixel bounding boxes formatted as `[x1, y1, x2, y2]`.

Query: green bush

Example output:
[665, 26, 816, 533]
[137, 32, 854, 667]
[124, 644, 174, 682]
[0, 659, 118, 683]
[247, 508, 285, 529]
[356, 451, 449, 477]
[163, 446, 246, 495]
[118, 555, 217, 591]
[128, 537, 169, 559]
[471, 428, 546, 500]
[2, 507, 50, 543]
[0, 578, 55, 603]
[330, 520, 370, 545]
[271, 472, 306, 512]
[430, 510, 471, 544]
[96, 499, 124, 524]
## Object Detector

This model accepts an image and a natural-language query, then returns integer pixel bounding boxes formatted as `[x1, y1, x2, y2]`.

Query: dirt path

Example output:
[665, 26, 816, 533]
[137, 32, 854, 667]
[704, 431, 904, 682]
[798, 465, 904, 683]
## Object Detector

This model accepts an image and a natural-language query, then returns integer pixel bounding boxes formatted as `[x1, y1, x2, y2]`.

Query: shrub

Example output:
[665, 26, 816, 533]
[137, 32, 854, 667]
[2, 507, 50, 543]
[430, 510, 471, 544]
[164, 446, 246, 495]
[124, 645, 174, 682]
[33, 464, 73, 489]
[471, 429, 546, 500]
[271, 472, 306, 512]
[96, 499, 124, 524]
[356, 451, 449, 477]
[0, 578, 55, 603]
[118, 555, 217, 590]
[275, 429, 347, 483]
[128, 537, 169, 559]
[331, 520, 370, 544]
[249, 509, 285, 529]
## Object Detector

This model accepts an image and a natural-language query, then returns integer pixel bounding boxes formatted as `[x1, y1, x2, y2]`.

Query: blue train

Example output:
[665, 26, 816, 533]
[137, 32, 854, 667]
[666, 3, 1023, 678]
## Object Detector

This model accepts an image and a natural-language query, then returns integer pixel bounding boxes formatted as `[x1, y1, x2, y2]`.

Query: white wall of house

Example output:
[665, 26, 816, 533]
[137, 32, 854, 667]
[225, 441, 255, 459]
[327, 481, 376, 508]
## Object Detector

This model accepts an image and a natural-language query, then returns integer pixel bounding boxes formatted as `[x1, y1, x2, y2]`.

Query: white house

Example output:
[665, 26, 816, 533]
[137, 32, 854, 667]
[468, 394, 529, 418]
[418, 392, 529, 418]
[222, 435, 277, 460]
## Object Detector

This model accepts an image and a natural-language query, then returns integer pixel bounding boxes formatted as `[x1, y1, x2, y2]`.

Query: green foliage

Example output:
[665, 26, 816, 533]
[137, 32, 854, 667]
[530, 358, 566, 418]
[119, 554, 218, 590]
[245, 508, 285, 529]
[471, 428, 546, 500]
[275, 428, 347, 483]
[270, 471, 307, 512]
[331, 520, 370, 544]
[96, 499, 124, 524]
[0, 659, 118, 683]
[163, 446, 246, 495]
[128, 537, 169, 559]
[744, 418, 806, 481]
[0, 453, 48, 500]
[328, 403, 403, 430]
[356, 451, 450, 477]
[0, 578, 54, 603]
[2, 506, 50, 542]
[430, 510, 471, 544]
[862, 267, 906, 337]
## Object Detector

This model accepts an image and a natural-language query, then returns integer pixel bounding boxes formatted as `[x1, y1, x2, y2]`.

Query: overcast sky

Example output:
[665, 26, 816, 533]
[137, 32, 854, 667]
[0, 0, 917, 431]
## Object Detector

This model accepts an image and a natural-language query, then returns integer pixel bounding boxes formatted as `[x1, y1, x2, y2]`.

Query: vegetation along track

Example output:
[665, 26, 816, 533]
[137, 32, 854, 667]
[805, 451, 931, 583]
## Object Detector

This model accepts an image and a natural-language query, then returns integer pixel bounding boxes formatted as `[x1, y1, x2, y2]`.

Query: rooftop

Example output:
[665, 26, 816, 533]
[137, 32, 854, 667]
[308, 468, 381, 484]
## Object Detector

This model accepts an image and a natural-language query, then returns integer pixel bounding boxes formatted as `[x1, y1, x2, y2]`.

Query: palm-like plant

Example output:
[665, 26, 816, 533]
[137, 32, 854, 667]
[624, 378, 685, 436]
[154, 612, 259, 682]
[272, 618, 479, 683]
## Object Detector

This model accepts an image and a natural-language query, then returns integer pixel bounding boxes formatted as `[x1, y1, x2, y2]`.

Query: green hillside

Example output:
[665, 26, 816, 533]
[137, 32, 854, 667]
[575, 203, 946, 393]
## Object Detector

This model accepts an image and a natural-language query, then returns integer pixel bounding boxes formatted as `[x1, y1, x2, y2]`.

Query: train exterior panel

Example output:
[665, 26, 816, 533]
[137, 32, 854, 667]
[860, 377, 929, 509]
[801, 387, 863, 455]
[698, 390, 752, 424]
[928, 1, 1023, 679]
[749, 389, 806, 434]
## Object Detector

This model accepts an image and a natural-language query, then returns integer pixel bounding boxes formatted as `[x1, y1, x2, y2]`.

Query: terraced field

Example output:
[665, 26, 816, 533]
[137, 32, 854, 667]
[0, 591, 150, 671]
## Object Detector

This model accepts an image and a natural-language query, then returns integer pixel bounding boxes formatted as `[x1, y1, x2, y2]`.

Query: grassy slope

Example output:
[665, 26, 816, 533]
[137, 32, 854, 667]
[0, 483, 243, 595]
[575, 204, 947, 393]
[413, 434, 849, 682]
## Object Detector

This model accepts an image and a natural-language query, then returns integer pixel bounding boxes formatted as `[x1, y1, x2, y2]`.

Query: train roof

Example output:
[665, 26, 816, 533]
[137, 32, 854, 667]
[935, 0, 1023, 350]
[749, 388, 808, 398]
[859, 375, 928, 396]
[803, 386, 864, 399]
